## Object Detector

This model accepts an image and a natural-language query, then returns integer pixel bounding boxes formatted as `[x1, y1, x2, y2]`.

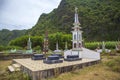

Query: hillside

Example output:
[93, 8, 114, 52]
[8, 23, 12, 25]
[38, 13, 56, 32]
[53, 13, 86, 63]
[0, 29, 26, 45]
[28, 0, 120, 41]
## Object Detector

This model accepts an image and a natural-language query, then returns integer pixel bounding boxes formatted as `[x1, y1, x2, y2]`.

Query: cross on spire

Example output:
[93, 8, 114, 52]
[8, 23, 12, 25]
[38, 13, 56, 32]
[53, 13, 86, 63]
[27, 34, 32, 50]
[75, 7, 78, 13]
[28, 34, 31, 41]
[74, 7, 80, 25]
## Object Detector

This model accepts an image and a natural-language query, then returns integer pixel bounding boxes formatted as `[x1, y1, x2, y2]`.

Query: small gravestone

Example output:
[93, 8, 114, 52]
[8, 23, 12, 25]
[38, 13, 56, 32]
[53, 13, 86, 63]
[26, 35, 33, 54]
[116, 42, 120, 50]
[102, 41, 105, 51]
[64, 42, 68, 51]
[54, 42, 62, 54]
[10, 49, 17, 53]
[27, 35, 32, 50]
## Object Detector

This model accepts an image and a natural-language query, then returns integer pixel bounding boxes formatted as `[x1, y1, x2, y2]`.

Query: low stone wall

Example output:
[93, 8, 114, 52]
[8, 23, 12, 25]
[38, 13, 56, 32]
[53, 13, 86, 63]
[31, 61, 99, 80]
[0, 53, 33, 60]
[13, 60, 100, 80]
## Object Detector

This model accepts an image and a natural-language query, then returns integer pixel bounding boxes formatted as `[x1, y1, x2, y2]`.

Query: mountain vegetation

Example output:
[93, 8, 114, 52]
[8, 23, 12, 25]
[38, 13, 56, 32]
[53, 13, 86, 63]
[0, 29, 26, 45]
[27, 0, 120, 41]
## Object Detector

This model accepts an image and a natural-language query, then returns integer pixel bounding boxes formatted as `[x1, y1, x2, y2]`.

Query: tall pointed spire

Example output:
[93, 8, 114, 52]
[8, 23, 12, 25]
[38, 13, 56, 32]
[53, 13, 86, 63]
[65, 42, 68, 50]
[56, 41, 59, 50]
[28, 34, 31, 42]
[74, 7, 80, 26]
[27, 34, 32, 50]
[102, 41, 105, 51]
[43, 30, 49, 55]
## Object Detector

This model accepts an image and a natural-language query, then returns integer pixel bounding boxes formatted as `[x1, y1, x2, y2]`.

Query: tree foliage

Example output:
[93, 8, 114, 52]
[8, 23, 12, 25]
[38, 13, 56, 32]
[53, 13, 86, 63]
[9, 32, 117, 51]
[0, 29, 26, 45]
[85, 41, 117, 50]
[9, 36, 43, 49]
[9, 32, 72, 50]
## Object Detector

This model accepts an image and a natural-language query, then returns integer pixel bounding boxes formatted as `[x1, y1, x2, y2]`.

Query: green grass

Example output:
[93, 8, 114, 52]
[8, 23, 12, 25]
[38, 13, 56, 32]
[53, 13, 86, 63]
[0, 60, 31, 80]
[48, 64, 120, 80]
[106, 56, 120, 72]
[85, 41, 117, 50]
[48, 56, 120, 80]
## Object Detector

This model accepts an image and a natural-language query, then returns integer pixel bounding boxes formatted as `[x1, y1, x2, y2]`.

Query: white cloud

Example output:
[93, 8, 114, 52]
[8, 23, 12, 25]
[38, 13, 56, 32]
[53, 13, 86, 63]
[0, 0, 61, 30]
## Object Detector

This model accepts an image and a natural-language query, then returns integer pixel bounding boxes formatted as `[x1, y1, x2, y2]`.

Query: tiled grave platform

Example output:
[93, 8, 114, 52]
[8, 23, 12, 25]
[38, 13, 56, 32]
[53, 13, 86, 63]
[13, 58, 100, 80]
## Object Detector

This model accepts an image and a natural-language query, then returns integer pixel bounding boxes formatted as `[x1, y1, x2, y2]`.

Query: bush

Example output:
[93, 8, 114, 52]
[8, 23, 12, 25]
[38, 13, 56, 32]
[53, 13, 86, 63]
[9, 33, 72, 50]
[85, 41, 116, 50]
[33, 46, 41, 50]
[0, 45, 23, 51]
[9, 34, 117, 50]
[105, 41, 116, 49]
[6, 46, 23, 50]
[85, 42, 98, 50]
[0, 45, 5, 51]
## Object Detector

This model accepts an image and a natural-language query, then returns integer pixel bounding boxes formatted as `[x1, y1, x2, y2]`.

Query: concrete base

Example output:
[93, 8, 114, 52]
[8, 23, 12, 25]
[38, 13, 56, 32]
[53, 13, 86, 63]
[64, 48, 100, 60]
[13, 58, 100, 80]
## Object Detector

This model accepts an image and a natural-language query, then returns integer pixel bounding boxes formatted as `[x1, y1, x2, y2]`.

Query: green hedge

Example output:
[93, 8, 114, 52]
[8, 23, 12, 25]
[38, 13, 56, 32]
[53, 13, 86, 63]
[1, 41, 117, 51]
[85, 41, 117, 50]
[9, 33, 72, 50]
[0, 45, 23, 51]
[3, 32, 118, 51]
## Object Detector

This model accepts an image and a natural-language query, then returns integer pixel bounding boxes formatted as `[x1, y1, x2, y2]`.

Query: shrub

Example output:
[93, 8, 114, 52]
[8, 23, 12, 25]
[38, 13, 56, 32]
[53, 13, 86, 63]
[6, 46, 23, 50]
[85, 42, 99, 50]
[33, 46, 41, 50]
[0, 45, 23, 51]
[85, 41, 116, 50]
[0, 45, 5, 51]
[105, 41, 116, 49]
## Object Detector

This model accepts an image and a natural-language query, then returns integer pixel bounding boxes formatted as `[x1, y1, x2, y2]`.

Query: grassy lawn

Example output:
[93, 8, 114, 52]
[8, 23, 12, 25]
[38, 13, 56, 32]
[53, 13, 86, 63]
[49, 63, 120, 80]
[0, 60, 12, 73]
[48, 56, 120, 80]
[0, 56, 120, 80]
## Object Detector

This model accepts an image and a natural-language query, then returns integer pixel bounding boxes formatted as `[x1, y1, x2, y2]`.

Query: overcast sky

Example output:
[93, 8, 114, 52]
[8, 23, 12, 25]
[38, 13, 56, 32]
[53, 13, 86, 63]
[0, 0, 61, 30]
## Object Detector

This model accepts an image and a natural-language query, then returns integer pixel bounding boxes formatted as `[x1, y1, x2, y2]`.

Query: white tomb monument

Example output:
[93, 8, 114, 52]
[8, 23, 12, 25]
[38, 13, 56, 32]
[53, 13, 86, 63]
[27, 35, 32, 50]
[64, 42, 68, 51]
[54, 42, 62, 54]
[26, 35, 33, 54]
[96, 41, 111, 53]
[115, 41, 120, 51]
[64, 7, 100, 60]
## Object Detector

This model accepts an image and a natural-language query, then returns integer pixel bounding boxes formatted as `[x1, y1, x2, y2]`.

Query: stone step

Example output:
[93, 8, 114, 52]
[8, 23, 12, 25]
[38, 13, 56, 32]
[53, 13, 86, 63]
[12, 64, 21, 71]
[8, 66, 15, 72]
[8, 64, 21, 72]
[12, 64, 21, 68]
